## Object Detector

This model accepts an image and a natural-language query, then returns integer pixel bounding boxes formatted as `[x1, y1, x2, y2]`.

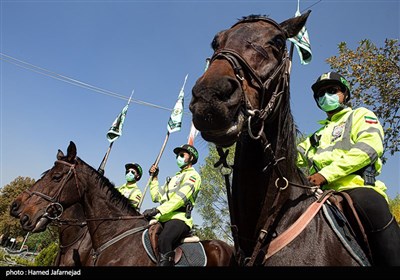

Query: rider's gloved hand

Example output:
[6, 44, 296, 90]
[143, 207, 160, 220]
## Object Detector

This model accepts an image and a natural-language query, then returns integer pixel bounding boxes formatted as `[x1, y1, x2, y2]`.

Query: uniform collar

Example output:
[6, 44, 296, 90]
[317, 107, 352, 125]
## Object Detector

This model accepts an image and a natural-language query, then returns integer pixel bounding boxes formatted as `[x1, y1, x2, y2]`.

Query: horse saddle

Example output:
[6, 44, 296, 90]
[141, 221, 207, 266]
[324, 191, 372, 266]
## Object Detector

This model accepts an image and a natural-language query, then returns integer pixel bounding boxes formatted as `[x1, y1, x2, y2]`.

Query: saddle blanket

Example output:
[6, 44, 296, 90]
[142, 229, 207, 266]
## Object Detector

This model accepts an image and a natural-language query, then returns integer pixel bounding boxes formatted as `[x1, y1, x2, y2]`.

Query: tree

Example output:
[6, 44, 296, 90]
[389, 195, 400, 225]
[326, 39, 400, 163]
[0, 176, 35, 239]
[0, 177, 58, 254]
[195, 143, 235, 244]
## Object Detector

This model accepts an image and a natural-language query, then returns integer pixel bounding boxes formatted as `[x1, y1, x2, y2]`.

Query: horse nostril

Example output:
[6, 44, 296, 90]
[21, 214, 29, 225]
[205, 113, 213, 123]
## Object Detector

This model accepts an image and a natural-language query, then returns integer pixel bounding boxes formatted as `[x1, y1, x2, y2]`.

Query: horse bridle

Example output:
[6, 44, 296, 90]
[24, 159, 81, 220]
[210, 18, 320, 266]
[24, 158, 149, 264]
[209, 18, 291, 140]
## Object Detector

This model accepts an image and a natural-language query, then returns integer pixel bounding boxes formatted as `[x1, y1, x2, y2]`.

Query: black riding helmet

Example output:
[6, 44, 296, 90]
[125, 163, 143, 181]
[173, 144, 199, 165]
[311, 72, 351, 103]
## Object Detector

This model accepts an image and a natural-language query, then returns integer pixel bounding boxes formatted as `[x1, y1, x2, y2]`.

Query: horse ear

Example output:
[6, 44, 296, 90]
[279, 10, 311, 39]
[57, 149, 64, 160]
[66, 141, 77, 162]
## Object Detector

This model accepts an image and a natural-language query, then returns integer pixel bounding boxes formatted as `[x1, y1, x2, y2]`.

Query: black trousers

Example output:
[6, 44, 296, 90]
[345, 187, 400, 266]
[158, 219, 190, 254]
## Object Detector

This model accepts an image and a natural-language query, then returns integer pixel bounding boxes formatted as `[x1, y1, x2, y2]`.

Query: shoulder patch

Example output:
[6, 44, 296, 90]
[189, 176, 197, 183]
[364, 116, 378, 124]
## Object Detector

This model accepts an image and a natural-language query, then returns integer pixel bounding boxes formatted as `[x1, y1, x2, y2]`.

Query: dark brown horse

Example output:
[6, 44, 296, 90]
[14, 141, 235, 266]
[190, 12, 368, 266]
[10, 188, 92, 266]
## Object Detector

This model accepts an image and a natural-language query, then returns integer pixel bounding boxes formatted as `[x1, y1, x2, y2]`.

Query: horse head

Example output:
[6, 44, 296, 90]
[16, 141, 83, 233]
[190, 12, 310, 148]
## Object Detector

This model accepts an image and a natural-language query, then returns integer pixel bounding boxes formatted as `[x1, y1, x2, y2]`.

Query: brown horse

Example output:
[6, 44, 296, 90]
[14, 141, 235, 266]
[190, 12, 369, 266]
[10, 188, 92, 266]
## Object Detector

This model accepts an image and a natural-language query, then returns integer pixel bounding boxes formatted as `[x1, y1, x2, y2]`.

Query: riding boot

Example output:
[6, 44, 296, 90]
[158, 251, 175, 266]
[367, 217, 400, 266]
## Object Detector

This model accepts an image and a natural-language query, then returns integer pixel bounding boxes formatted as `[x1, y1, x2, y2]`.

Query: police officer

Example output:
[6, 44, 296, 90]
[143, 144, 201, 266]
[116, 163, 143, 209]
[297, 71, 400, 266]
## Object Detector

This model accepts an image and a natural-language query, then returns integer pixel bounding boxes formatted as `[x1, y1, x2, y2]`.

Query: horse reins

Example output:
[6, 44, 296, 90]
[209, 18, 325, 266]
[24, 158, 149, 265]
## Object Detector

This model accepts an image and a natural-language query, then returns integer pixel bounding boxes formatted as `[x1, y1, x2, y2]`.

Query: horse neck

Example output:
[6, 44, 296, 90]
[232, 102, 307, 256]
[59, 203, 87, 244]
[55, 203, 91, 266]
[76, 161, 143, 248]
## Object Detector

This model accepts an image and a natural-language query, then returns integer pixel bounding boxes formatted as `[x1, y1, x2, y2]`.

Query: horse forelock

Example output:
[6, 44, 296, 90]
[233, 14, 284, 35]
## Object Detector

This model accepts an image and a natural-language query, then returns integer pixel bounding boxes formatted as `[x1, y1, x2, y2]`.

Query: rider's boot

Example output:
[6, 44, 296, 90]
[158, 251, 175, 266]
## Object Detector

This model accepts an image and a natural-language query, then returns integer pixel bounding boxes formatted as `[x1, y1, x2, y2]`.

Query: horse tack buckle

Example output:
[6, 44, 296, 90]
[258, 229, 268, 243]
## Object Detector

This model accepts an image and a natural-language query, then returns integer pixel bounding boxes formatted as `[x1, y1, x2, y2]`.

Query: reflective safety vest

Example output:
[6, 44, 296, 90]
[117, 182, 142, 209]
[149, 166, 201, 228]
[297, 107, 388, 202]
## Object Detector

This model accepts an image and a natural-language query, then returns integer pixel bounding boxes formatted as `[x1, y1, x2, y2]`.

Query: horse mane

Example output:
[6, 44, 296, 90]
[234, 14, 271, 25]
[274, 76, 309, 185]
[74, 156, 140, 215]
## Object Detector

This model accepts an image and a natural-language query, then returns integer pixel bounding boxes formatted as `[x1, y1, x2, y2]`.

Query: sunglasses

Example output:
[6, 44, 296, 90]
[125, 169, 137, 175]
[177, 152, 186, 158]
[316, 86, 341, 97]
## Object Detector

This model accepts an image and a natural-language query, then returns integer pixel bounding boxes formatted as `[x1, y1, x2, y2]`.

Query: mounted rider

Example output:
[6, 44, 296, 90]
[297, 71, 400, 266]
[116, 163, 143, 209]
[143, 144, 201, 266]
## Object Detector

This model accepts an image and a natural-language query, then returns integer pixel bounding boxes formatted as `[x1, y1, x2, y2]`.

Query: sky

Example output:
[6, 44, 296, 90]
[1, 0, 399, 220]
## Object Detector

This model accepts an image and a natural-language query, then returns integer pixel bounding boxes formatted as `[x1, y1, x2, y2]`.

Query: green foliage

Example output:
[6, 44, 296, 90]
[196, 143, 235, 244]
[26, 228, 59, 253]
[0, 177, 35, 239]
[389, 194, 400, 225]
[327, 39, 400, 163]
[34, 242, 58, 266]
[0, 176, 59, 258]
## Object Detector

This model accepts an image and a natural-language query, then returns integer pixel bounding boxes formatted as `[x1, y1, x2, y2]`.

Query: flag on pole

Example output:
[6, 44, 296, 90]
[167, 74, 187, 133]
[106, 104, 129, 143]
[288, 0, 312, 65]
[106, 91, 133, 143]
[187, 122, 199, 145]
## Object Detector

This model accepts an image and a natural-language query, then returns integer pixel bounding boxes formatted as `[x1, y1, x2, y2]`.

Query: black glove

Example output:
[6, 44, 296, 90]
[143, 207, 160, 220]
[148, 165, 159, 177]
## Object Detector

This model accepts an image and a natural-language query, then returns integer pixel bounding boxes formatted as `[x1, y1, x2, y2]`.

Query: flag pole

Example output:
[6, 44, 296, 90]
[138, 75, 188, 210]
[98, 90, 134, 175]
[187, 59, 209, 145]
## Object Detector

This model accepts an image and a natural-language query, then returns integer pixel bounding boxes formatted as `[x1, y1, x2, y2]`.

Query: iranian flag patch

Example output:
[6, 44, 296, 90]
[189, 176, 196, 183]
[364, 116, 378, 124]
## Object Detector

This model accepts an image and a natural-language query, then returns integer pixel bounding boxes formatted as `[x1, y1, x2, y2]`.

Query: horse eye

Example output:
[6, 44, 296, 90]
[211, 36, 220, 50]
[270, 36, 285, 51]
[52, 173, 63, 182]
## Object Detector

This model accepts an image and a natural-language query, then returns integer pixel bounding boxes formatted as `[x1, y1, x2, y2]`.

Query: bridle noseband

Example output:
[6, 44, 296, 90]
[209, 21, 290, 140]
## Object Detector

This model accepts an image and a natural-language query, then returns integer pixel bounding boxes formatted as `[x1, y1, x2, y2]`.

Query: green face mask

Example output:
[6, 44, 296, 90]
[176, 155, 188, 168]
[318, 93, 340, 112]
[125, 171, 136, 182]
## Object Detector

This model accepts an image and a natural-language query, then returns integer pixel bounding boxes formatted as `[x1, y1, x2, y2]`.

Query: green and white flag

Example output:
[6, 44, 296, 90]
[106, 104, 129, 143]
[167, 74, 187, 133]
[288, 0, 312, 65]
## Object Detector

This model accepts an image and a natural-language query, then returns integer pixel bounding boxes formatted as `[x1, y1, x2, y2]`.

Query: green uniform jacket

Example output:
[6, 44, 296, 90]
[297, 107, 388, 202]
[149, 167, 201, 228]
[117, 182, 142, 209]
